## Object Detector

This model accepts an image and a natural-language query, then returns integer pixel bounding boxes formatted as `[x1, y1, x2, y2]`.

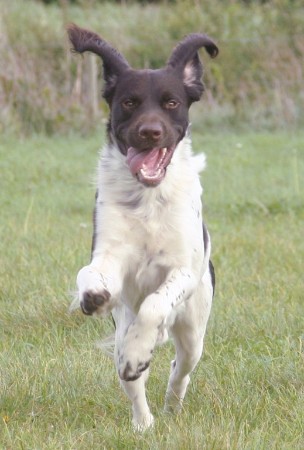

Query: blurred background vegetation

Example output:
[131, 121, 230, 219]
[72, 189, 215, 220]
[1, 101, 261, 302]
[0, 0, 303, 135]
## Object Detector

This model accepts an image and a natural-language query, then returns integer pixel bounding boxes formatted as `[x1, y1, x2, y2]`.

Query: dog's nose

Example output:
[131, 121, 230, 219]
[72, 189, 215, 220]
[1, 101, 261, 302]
[138, 123, 163, 142]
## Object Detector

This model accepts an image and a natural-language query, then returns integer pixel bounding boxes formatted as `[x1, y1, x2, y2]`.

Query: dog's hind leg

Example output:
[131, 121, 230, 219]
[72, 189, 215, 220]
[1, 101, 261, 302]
[112, 304, 154, 431]
[164, 269, 213, 413]
[164, 326, 205, 414]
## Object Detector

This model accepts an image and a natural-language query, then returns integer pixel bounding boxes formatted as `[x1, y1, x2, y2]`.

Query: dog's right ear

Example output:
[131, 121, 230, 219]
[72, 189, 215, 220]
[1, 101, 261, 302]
[67, 24, 130, 103]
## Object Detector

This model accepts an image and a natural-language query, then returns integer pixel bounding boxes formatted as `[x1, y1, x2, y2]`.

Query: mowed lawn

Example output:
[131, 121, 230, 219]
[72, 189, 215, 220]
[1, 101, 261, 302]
[0, 130, 303, 449]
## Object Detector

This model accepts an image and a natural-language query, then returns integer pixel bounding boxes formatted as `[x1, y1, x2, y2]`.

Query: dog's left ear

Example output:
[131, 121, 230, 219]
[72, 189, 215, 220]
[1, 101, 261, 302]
[167, 34, 219, 102]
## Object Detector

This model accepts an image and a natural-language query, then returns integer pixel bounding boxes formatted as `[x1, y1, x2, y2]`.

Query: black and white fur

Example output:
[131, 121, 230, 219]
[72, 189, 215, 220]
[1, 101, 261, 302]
[68, 25, 218, 431]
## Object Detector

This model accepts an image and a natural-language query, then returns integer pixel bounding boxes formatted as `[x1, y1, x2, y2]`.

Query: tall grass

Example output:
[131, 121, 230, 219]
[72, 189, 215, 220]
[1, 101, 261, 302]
[1, 130, 303, 448]
[0, 0, 303, 134]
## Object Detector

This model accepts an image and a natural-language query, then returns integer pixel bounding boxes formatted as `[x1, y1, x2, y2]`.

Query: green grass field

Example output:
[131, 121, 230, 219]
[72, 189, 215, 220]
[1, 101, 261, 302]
[1, 130, 303, 449]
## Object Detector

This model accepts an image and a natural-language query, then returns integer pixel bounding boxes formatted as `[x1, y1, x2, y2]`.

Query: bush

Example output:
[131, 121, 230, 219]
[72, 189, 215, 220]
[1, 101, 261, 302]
[1, 0, 303, 134]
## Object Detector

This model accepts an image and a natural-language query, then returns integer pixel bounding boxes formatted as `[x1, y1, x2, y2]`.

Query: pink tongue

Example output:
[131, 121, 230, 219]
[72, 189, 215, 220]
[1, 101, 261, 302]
[126, 147, 163, 176]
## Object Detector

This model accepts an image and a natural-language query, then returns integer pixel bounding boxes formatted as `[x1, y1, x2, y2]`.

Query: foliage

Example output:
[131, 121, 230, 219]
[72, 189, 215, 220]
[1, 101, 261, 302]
[0, 0, 303, 134]
[1, 130, 304, 447]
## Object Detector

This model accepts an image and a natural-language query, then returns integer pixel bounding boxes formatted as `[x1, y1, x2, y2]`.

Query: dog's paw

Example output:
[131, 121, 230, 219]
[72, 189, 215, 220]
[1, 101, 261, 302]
[81, 289, 111, 315]
[119, 358, 151, 381]
[164, 360, 190, 413]
[132, 412, 154, 432]
[118, 324, 157, 381]
[76, 266, 112, 316]
[164, 388, 184, 414]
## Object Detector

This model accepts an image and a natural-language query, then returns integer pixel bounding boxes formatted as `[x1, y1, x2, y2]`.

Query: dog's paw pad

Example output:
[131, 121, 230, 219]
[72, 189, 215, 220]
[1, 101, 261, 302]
[119, 359, 150, 381]
[81, 289, 110, 315]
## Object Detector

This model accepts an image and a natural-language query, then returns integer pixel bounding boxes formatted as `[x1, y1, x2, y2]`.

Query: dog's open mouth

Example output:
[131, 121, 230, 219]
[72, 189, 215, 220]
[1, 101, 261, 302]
[126, 147, 174, 186]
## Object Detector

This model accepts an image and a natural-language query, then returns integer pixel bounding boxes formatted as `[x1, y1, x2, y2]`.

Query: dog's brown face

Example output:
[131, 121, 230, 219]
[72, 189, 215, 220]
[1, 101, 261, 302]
[110, 69, 189, 186]
[67, 25, 218, 186]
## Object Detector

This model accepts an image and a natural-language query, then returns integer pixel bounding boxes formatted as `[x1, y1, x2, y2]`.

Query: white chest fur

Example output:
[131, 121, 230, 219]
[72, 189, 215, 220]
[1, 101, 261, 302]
[92, 137, 206, 311]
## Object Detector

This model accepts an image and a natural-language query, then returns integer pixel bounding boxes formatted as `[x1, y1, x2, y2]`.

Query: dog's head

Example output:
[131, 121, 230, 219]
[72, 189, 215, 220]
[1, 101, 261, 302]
[68, 25, 218, 186]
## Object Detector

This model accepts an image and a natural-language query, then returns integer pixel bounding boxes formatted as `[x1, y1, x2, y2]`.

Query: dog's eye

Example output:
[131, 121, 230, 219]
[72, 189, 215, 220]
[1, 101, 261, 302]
[164, 99, 180, 110]
[122, 99, 137, 109]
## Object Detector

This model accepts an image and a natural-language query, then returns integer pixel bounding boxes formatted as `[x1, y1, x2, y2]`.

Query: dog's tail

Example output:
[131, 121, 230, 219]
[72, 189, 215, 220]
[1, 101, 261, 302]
[68, 292, 116, 357]
[191, 152, 207, 173]
[69, 291, 80, 313]
[96, 334, 115, 358]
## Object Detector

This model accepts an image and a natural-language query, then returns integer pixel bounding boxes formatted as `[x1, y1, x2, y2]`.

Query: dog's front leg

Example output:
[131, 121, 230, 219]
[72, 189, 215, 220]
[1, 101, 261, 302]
[76, 254, 123, 316]
[113, 305, 154, 431]
[118, 267, 196, 381]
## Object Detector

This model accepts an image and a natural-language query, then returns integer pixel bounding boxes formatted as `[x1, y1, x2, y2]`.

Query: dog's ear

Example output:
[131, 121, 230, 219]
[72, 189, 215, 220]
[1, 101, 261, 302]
[67, 24, 130, 103]
[167, 34, 218, 102]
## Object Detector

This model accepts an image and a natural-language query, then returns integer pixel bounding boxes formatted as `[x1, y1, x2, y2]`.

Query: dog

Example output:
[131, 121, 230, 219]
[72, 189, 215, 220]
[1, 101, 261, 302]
[67, 24, 218, 431]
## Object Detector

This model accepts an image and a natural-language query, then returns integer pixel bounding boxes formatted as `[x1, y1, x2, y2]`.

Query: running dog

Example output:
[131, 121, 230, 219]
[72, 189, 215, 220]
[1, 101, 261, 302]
[68, 24, 218, 430]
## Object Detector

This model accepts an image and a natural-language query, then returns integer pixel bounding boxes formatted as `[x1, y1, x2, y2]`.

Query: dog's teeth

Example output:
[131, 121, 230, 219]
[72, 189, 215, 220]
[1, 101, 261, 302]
[139, 168, 162, 180]
[161, 148, 168, 160]
[155, 148, 168, 170]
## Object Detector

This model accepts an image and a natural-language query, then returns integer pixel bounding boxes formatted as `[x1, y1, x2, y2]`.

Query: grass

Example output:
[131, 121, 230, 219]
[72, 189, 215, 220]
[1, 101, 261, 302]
[0, 129, 303, 449]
